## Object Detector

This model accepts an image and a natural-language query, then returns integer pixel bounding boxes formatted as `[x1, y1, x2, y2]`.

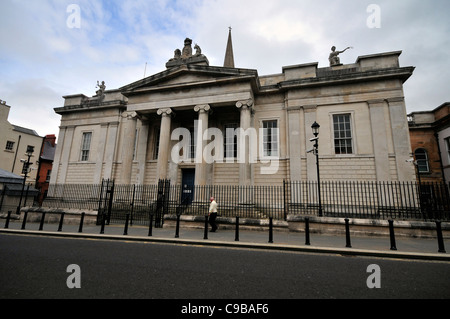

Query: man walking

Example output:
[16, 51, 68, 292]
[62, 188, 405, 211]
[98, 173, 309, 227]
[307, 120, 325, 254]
[209, 197, 218, 232]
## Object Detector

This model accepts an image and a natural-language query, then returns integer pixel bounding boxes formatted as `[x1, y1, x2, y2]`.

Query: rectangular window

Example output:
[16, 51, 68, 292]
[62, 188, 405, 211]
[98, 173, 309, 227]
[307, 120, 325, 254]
[224, 123, 238, 158]
[45, 169, 52, 182]
[415, 149, 429, 173]
[445, 137, 450, 164]
[333, 114, 353, 154]
[80, 132, 92, 161]
[5, 141, 15, 151]
[262, 120, 279, 157]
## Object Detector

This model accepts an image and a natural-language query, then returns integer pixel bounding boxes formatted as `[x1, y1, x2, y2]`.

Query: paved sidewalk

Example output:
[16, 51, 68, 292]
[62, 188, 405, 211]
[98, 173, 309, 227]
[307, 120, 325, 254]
[2, 220, 449, 261]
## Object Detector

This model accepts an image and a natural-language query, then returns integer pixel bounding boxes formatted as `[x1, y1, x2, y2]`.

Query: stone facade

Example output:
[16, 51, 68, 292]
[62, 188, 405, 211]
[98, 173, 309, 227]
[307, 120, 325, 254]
[0, 102, 43, 183]
[51, 39, 416, 187]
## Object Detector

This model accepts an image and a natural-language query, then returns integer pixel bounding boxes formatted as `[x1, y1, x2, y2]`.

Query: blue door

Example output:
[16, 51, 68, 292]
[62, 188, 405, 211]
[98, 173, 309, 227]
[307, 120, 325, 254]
[181, 169, 195, 205]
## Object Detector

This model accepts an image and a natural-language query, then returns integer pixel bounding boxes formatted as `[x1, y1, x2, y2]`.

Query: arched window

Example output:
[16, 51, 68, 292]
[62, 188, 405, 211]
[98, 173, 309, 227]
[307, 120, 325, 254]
[414, 148, 429, 173]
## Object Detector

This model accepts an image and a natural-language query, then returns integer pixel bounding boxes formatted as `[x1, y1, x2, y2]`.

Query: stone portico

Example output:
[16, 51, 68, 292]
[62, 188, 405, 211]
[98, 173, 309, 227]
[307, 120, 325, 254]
[51, 37, 416, 187]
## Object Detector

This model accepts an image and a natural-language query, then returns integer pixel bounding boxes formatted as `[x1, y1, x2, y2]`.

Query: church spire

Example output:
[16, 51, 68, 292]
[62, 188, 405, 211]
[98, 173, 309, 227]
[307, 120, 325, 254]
[223, 27, 235, 68]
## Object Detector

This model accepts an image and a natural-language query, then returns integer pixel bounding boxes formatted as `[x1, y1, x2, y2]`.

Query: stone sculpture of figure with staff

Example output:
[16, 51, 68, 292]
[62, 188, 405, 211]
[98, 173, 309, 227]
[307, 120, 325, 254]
[329, 46, 353, 66]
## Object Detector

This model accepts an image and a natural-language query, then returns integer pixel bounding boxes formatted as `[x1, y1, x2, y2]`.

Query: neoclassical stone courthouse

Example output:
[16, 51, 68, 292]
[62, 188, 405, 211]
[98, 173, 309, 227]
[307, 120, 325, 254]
[50, 33, 416, 187]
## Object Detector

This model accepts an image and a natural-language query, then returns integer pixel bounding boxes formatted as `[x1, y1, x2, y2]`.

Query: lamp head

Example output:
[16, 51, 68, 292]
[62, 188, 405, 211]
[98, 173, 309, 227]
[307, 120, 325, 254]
[26, 145, 34, 156]
[311, 121, 320, 136]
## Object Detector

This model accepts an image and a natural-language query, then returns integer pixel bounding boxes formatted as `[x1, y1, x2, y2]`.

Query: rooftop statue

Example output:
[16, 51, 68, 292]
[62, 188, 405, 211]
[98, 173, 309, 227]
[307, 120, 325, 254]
[329, 46, 352, 66]
[181, 38, 193, 59]
[95, 81, 106, 99]
[166, 37, 209, 68]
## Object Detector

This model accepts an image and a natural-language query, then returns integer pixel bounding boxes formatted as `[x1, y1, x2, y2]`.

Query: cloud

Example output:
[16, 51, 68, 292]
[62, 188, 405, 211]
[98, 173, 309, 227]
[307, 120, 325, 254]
[0, 0, 449, 140]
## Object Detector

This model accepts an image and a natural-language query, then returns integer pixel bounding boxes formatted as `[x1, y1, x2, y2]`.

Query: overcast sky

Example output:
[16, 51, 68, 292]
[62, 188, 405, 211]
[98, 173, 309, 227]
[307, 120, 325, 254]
[1, 0, 449, 140]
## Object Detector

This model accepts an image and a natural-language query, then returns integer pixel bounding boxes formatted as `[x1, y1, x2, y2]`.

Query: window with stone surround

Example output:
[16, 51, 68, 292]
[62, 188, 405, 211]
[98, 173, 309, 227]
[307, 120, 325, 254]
[80, 132, 92, 162]
[262, 120, 279, 157]
[333, 114, 353, 154]
[5, 140, 14, 151]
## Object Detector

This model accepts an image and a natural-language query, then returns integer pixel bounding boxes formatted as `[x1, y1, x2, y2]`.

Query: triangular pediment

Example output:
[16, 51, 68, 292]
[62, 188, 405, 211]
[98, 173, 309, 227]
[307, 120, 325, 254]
[121, 65, 259, 96]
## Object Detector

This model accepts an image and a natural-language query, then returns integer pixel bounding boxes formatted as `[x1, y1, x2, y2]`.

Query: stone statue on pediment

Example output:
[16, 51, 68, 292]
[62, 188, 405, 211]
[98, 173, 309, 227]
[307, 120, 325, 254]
[170, 49, 181, 61]
[181, 38, 193, 59]
[329, 46, 352, 66]
[166, 37, 209, 68]
[194, 44, 202, 56]
[96, 81, 106, 98]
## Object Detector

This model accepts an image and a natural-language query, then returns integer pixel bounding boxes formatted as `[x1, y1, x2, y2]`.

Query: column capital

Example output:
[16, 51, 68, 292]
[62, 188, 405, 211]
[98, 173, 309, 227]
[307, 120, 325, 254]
[236, 98, 254, 110]
[157, 108, 174, 117]
[121, 111, 141, 120]
[194, 104, 211, 113]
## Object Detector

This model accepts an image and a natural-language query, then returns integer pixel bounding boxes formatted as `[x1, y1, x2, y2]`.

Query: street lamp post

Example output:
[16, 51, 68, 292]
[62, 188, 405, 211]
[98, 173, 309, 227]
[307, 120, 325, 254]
[16, 145, 34, 215]
[311, 122, 323, 217]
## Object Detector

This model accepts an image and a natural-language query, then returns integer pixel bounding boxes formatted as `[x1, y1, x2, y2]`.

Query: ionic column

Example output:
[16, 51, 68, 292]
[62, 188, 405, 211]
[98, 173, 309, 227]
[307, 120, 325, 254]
[156, 108, 173, 182]
[121, 111, 139, 184]
[194, 104, 211, 186]
[236, 99, 254, 187]
[135, 120, 149, 185]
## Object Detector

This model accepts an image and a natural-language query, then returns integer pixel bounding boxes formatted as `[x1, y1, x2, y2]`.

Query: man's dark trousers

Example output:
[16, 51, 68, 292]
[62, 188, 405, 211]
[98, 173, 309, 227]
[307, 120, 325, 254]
[209, 213, 217, 232]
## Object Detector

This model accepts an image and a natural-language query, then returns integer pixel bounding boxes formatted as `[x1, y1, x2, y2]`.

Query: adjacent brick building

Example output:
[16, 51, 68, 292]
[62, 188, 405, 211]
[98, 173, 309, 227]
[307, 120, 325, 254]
[36, 134, 57, 204]
[408, 102, 450, 183]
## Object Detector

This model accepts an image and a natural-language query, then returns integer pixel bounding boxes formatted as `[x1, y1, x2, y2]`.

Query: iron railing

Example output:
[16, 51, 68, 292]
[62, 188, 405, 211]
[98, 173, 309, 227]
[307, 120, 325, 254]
[41, 180, 450, 224]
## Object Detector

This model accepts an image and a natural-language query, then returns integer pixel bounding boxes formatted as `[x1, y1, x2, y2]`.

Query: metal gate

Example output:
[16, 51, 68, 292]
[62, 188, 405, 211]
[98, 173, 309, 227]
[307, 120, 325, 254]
[96, 179, 169, 228]
[96, 179, 114, 226]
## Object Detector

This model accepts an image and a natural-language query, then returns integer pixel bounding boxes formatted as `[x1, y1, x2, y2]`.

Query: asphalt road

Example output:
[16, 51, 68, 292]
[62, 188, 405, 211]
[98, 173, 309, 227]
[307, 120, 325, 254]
[1, 233, 449, 301]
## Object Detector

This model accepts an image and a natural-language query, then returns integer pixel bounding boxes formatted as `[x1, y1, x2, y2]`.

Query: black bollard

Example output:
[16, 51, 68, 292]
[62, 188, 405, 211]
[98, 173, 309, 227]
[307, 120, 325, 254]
[204, 215, 208, 240]
[175, 214, 180, 238]
[100, 213, 106, 234]
[388, 219, 397, 250]
[148, 214, 153, 236]
[21, 211, 28, 230]
[268, 217, 273, 243]
[436, 220, 446, 253]
[4, 211, 12, 229]
[78, 212, 85, 233]
[305, 217, 311, 246]
[57, 212, 65, 232]
[123, 213, 130, 235]
[345, 218, 352, 248]
[39, 212, 46, 231]
[235, 216, 240, 242]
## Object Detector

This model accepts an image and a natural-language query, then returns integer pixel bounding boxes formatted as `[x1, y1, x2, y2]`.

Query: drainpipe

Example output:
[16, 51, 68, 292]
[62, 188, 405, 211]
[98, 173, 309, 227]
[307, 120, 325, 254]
[434, 132, 447, 185]
[12, 135, 21, 173]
